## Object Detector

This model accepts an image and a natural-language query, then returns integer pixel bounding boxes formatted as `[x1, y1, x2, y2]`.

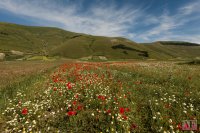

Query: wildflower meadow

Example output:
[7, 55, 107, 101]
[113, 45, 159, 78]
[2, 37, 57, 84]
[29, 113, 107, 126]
[0, 61, 200, 132]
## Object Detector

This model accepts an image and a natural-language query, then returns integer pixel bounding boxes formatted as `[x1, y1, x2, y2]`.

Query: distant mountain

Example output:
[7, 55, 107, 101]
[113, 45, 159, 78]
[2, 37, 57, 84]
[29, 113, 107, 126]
[0, 22, 200, 60]
[140, 41, 200, 59]
[158, 41, 200, 46]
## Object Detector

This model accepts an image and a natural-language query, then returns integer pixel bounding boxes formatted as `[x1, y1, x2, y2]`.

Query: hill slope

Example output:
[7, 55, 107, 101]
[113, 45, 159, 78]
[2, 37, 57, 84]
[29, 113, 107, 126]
[141, 41, 200, 59]
[0, 22, 200, 60]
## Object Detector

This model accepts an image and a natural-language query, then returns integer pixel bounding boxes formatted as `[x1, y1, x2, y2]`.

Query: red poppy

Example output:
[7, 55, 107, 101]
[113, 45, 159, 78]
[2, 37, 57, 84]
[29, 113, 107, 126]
[77, 105, 83, 110]
[98, 95, 101, 99]
[125, 108, 130, 112]
[67, 111, 77, 116]
[21, 108, 28, 115]
[53, 87, 57, 91]
[177, 123, 182, 130]
[98, 95, 106, 101]
[119, 107, 125, 114]
[131, 123, 137, 130]
[66, 82, 72, 89]
[53, 78, 58, 83]
[107, 109, 111, 114]
[75, 94, 78, 98]
[122, 115, 128, 120]
[72, 101, 77, 105]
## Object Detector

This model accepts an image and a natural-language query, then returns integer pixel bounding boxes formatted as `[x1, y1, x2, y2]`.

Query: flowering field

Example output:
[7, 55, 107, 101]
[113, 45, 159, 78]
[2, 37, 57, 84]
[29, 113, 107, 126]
[1, 61, 200, 132]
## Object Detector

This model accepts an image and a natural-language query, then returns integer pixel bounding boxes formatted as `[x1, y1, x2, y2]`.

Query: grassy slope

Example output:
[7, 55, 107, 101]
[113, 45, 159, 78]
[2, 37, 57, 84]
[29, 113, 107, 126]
[141, 42, 200, 59]
[1, 22, 200, 60]
[0, 22, 149, 59]
[0, 22, 78, 53]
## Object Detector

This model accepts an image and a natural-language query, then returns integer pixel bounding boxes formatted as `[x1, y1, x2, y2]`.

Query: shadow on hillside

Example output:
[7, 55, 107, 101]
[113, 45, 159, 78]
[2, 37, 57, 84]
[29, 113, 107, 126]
[178, 59, 200, 65]
[112, 44, 149, 57]
[160, 42, 200, 46]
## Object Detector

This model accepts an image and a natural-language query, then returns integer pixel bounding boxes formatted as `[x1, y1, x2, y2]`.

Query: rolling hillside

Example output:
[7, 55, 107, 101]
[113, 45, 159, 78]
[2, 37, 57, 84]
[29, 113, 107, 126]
[0, 22, 200, 60]
[141, 41, 200, 59]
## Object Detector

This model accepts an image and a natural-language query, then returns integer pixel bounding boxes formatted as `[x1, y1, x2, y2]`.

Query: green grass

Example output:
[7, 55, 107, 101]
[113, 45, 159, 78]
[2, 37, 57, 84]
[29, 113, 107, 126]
[0, 61, 199, 132]
[0, 60, 70, 130]
[141, 42, 200, 59]
[26, 56, 57, 61]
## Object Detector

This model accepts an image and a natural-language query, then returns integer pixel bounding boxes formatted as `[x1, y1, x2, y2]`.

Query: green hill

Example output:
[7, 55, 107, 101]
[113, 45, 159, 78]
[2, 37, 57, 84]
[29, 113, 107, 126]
[0, 22, 200, 60]
[141, 41, 200, 59]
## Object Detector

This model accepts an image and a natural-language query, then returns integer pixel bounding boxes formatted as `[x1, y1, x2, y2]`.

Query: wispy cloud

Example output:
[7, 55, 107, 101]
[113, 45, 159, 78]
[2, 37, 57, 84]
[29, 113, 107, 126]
[179, 0, 200, 15]
[0, 0, 142, 37]
[134, 0, 200, 43]
[0, 0, 199, 43]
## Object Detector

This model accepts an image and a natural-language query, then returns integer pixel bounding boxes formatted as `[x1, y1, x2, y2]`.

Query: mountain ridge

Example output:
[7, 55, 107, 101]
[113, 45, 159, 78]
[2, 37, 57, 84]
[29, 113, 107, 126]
[0, 22, 200, 60]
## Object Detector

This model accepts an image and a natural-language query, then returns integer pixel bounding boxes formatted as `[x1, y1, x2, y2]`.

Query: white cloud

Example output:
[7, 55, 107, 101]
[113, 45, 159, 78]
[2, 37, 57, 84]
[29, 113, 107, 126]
[134, 0, 200, 44]
[0, 0, 199, 44]
[179, 0, 200, 15]
[0, 0, 142, 37]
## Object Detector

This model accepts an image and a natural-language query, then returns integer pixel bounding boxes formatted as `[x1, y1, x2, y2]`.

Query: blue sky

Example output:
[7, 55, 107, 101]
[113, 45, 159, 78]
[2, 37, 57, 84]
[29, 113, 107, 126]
[0, 0, 200, 43]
